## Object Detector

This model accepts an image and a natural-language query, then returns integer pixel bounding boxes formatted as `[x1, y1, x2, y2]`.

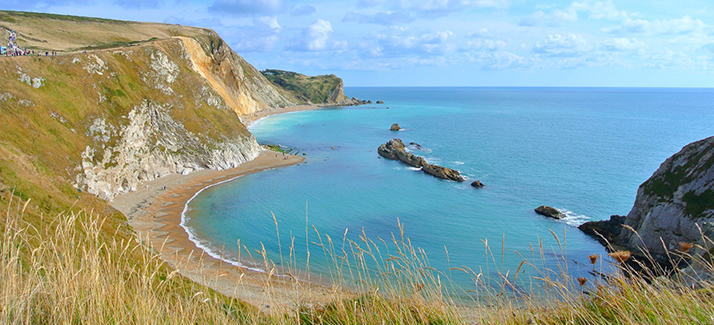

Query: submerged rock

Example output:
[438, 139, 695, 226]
[390, 123, 401, 131]
[535, 206, 564, 219]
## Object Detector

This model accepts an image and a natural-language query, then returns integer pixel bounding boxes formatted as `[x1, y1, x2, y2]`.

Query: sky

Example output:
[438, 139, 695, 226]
[4, 0, 714, 87]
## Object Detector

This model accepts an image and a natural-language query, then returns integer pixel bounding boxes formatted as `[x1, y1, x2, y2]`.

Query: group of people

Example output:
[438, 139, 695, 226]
[1, 27, 57, 57]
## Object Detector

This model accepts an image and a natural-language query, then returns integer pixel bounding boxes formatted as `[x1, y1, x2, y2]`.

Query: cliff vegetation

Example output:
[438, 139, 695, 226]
[2, 10, 714, 325]
[261, 69, 350, 105]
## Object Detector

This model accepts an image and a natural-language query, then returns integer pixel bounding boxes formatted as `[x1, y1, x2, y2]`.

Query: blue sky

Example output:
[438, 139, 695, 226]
[4, 0, 714, 87]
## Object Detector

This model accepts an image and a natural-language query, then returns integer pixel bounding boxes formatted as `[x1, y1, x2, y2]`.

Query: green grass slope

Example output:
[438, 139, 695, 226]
[262, 69, 349, 104]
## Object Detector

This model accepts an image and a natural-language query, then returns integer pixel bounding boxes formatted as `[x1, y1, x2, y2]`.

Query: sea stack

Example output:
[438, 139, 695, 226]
[377, 138, 465, 182]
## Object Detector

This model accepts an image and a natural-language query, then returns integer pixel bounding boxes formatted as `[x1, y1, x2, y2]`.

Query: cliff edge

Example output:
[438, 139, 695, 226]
[580, 136, 714, 260]
[0, 11, 322, 202]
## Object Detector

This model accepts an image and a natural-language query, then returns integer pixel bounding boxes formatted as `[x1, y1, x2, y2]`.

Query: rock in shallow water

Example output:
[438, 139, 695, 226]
[471, 180, 484, 188]
[535, 205, 564, 219]
[390, 123, 401, 131]
[377, 138, 464, 182]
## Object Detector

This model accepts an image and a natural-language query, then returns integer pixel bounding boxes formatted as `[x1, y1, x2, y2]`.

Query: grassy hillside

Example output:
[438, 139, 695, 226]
[262, 69, 349, 104]
[0, 10, 201, 53]
[2, 10, 714, 325]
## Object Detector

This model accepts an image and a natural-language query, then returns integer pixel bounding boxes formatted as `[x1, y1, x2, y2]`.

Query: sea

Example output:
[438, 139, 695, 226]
[182, 87, 714, 297]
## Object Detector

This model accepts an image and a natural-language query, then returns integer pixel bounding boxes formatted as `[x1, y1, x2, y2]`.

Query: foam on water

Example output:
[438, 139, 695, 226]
[181, 175, 267, 274]
[557, 208, 592, 227]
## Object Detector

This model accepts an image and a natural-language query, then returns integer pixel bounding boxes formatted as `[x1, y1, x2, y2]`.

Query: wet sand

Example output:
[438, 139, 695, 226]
[112, 106, 347, 313]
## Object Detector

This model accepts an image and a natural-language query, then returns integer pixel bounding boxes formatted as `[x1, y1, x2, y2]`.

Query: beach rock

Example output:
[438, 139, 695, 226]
[578, 215, 625, 247]
[376, 100, 384, 104]
[390, 123, 401, 131]
[535, 206, 564, 219]
[422, 164, 465, 182]
[471, 180, 485, 188]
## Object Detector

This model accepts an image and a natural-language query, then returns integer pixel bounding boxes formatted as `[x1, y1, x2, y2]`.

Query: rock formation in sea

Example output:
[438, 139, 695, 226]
[377, 138, 464, 182]
[471, 180, 485, 188]
[390, 123, 401, 131]
[376, 100, 384, 104]
[579, 136, 714, 265]
[535, 206, 564, 219]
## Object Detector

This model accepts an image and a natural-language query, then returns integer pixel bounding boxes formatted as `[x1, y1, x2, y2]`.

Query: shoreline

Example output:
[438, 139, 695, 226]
[111, 105, 342, 313]
[241, 104, 325, 127]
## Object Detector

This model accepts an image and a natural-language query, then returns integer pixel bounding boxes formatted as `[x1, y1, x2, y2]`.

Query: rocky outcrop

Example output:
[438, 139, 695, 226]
[377, 138, 465, 182]
[78, 101, 259, 200]
[471, 180, 485, 188]
[580, 136, 714, 261]
[423, 164, 464, 182]
[1, 32, 285, 202]
[376, 100, 384, 104]
[577, 215, 625, 247]
[179, 36, 297, 116]
[390, 123, 401, 131]
[535, 206, 564, 219]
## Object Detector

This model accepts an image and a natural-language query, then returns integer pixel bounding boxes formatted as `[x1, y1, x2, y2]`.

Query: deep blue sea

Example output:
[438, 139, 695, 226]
[183, 87, 714, 294]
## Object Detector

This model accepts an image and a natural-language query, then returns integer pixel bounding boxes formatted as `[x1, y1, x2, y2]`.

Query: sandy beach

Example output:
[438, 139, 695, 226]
[241, 104, 325, 126]
[111, 106, 346, 314]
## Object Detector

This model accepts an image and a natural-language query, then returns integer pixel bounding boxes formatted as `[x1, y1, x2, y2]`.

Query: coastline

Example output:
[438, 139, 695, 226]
[111, 104, 342, 313]
[241, 104, 325, 127]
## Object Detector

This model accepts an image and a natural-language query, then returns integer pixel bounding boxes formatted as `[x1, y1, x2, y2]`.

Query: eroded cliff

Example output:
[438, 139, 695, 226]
[580, 136, 714, 259]
[0, 34, 290, 201]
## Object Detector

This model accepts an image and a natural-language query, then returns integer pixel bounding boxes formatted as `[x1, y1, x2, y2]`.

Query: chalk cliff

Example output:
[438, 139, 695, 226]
[0, 19, 312, 201]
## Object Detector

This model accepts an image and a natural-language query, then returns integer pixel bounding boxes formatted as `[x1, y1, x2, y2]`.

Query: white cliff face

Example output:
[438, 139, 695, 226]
[618, 136, 714, 256]
[77, 100, 260, 201]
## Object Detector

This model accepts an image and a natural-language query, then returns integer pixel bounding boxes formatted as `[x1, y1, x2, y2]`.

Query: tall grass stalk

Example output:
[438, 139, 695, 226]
[3, 191, 714, 324]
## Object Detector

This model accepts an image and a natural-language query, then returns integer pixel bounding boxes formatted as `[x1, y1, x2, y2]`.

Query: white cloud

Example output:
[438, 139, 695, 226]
[570, 0, 631, 20]
[256, 16, 280, 30]
[288, 19, 338, 52]
[472, 51, 530, 70]
[603, 16, 707, 35]
[371, 30, 455, 57]
[343, 11, 415, 25]
[464, 39, 507, 51]
[357, 0, 511, 16]
[532, 34, 592, 57]
[521, 1, 635, 27]
[217, 16, 282, 53]
[519, 8, 577, 26]
[601, 38, 644, 51]
[643, 49, 697, 69]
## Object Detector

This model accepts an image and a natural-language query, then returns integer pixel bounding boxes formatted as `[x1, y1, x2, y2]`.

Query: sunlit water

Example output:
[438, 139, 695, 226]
[182, 87, 714, 296]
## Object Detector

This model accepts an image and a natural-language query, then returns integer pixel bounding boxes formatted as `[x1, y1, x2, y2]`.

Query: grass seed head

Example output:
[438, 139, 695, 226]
[578, 277, 588, 287]
[588, 254, 599, 265]
[609, 251, 631, 264]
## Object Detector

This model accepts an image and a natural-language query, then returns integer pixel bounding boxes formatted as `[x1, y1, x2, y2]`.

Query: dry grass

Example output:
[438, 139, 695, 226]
[3, 187, 714, 324]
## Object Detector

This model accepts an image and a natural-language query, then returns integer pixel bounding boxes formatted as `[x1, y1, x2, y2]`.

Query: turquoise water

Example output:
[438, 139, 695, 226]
[183, 87, 714, 292]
